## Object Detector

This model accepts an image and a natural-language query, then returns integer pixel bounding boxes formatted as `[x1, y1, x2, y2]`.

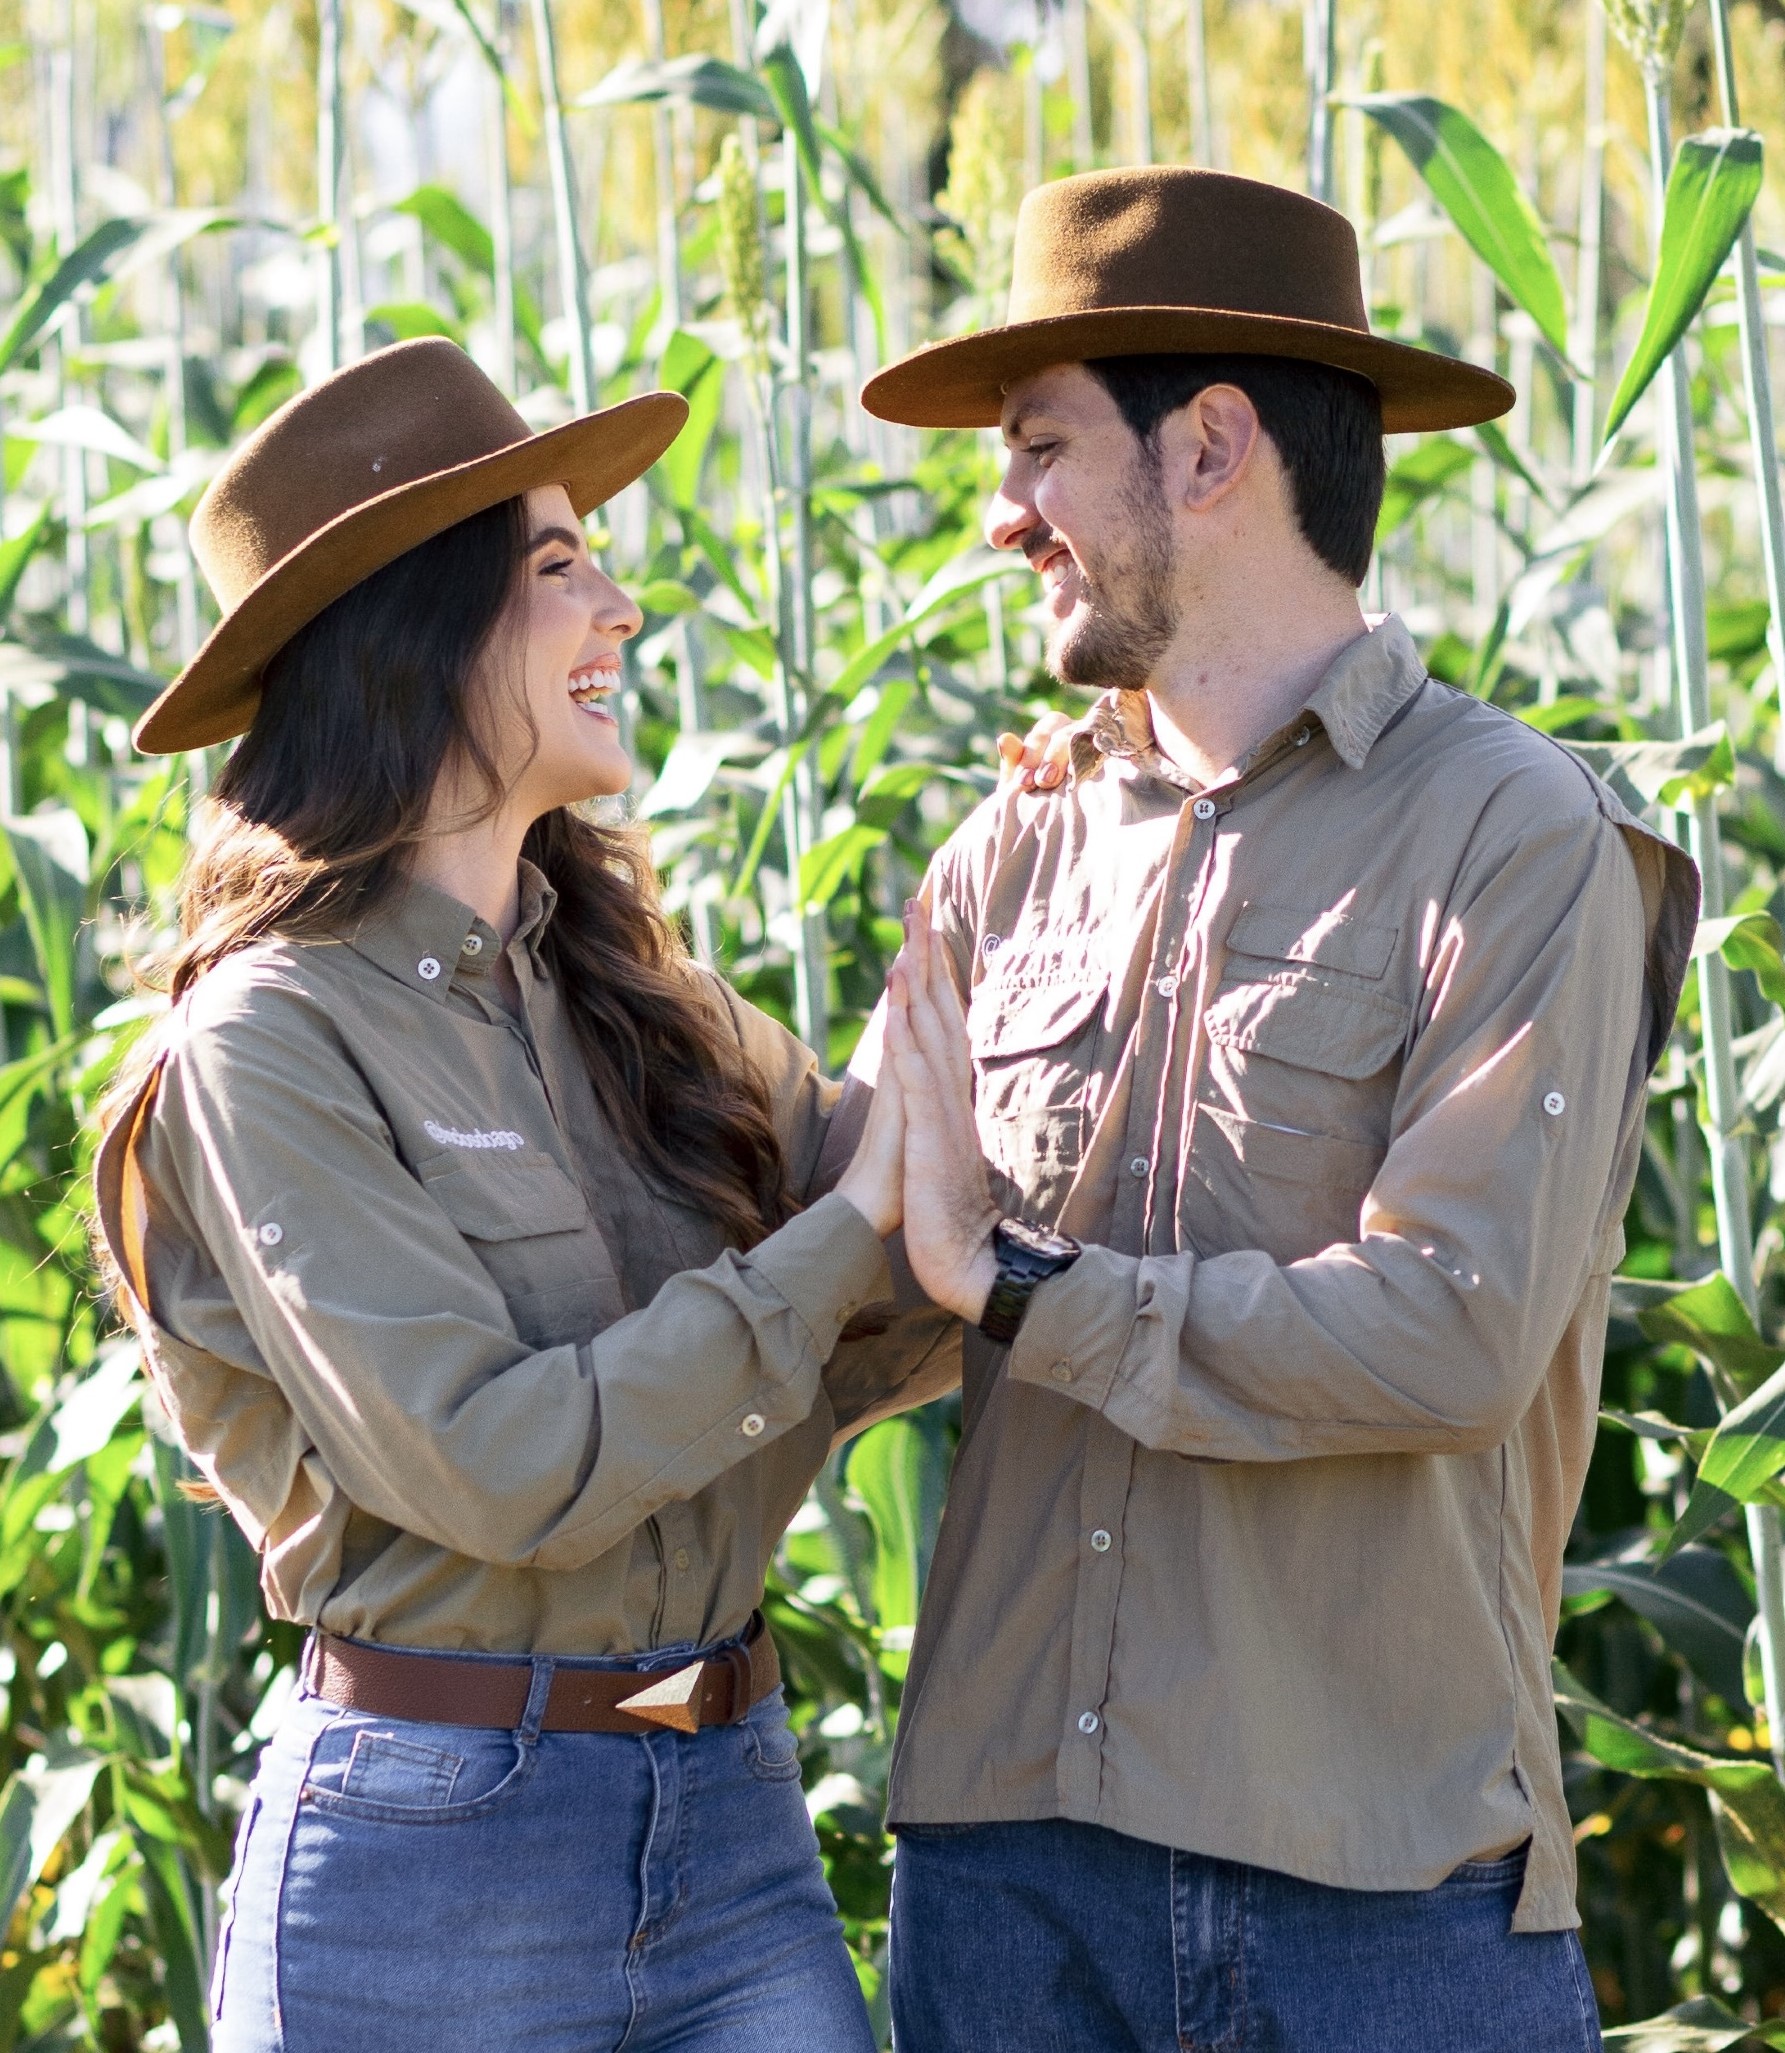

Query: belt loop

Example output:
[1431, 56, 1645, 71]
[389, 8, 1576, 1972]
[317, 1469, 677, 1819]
[300, 1631, 322, 1697]
[518, 1657, 555, 1743]
[716, 1642, 753, 1725]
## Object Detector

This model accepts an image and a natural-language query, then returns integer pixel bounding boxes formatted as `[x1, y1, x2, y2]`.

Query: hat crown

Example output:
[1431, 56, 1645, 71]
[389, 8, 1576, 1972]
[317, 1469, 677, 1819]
[191, 339, 533, 611]
[1006, 167, 1368, 334]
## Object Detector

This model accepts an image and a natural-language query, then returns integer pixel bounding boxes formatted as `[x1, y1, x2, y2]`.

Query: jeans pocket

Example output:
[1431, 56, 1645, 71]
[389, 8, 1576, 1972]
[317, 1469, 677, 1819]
[744, 1689, 804, 1783]
[301, 1717, 535, 1824]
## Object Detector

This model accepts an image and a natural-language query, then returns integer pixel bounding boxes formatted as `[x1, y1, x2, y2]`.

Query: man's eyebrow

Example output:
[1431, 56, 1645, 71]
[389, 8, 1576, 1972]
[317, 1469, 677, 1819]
[526, 524, 583, 552]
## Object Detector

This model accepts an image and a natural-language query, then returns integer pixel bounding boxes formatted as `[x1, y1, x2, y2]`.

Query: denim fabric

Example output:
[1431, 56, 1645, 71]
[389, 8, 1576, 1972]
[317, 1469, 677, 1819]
[211, 1646, 875, 2053]
[888, 1818, 1603, 2053]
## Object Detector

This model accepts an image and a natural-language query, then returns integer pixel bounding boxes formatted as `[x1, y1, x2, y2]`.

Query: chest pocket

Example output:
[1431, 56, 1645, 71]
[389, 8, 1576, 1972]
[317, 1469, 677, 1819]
[968, 963, 1104, 1210]
[1194, 905, 1405, 1254]
[417, 1149, 614, 1349]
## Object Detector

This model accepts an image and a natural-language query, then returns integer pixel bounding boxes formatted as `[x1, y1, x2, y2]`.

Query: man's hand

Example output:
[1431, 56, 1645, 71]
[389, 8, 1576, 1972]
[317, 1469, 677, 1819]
[996, 709, 1075, 792]
[884, 901, 1001, 1322]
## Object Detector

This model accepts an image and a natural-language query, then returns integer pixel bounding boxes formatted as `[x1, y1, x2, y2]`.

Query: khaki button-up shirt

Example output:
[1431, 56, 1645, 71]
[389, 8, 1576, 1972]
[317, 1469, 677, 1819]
[95, 864, 953, 1657]
[859, 617, 1696, 1933]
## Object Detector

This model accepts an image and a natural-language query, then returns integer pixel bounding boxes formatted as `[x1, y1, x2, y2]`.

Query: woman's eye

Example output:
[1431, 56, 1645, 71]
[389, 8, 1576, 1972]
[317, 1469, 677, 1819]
[540, 557, 574, 578]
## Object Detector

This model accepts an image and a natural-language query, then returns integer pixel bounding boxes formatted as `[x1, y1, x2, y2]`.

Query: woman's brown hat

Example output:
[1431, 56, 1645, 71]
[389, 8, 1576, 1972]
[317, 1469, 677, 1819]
[862, 166, 1513, 434]
[135, 338, 689, 755]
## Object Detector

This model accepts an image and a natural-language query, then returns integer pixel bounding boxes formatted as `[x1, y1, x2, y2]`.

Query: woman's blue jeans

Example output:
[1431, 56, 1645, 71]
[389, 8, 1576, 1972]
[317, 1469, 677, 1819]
[211, 1644, 876, 2053]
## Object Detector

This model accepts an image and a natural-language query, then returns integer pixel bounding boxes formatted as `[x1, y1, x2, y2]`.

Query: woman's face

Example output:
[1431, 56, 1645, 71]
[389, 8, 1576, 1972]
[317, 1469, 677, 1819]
[476, 484, 643, 816]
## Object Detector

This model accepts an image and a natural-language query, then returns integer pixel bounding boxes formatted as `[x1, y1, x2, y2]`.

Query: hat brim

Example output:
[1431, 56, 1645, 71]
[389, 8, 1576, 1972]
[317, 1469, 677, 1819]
[134, 389, 690, 755]
[860, 309, 1513, 435]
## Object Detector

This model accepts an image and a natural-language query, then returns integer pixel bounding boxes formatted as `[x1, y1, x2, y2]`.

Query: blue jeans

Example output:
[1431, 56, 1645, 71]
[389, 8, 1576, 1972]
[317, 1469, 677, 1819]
[889, 1818, 1603, 2053]
[211, 1644, 876, 2053]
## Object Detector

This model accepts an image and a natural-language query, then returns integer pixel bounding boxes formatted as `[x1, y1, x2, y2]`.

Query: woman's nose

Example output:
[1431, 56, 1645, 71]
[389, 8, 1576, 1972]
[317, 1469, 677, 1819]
[591, 568, 644, 642]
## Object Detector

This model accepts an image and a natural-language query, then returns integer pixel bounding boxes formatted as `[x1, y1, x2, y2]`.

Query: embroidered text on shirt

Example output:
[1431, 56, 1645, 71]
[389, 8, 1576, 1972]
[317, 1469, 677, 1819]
[423, 1119, 527, 1151]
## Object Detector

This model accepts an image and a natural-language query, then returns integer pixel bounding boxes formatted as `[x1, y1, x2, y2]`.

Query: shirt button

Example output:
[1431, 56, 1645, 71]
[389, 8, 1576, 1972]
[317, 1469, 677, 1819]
[257, 1222, 283, 1247]
[1542, 1091, 1566, 1116]
[1293, 727, 1311, 747]
[1129, 1155, 1148, 1178]
[1077, 1711, 1101, 1735]
[1192, 797, 1217, 821]
[674, 1548, 691, 1572]
[1155, 974, 1178, 999]
[417, 955, 442, 982]
[461, 934, 484, 956]
[740, 1412, 766, 1437]
[1090, 1528, 1112, 1553]
[1049, 1361, 1073, 1384]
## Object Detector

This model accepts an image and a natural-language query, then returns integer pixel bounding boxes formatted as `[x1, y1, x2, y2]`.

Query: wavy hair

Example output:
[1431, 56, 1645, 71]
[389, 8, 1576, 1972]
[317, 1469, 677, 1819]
[117, 495, 790, 1251]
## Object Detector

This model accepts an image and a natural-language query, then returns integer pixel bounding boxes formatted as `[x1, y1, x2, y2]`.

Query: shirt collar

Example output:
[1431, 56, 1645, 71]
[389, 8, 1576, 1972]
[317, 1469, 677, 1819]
[337, 861, 559, 1003]
[1071, 613, 1427, 785]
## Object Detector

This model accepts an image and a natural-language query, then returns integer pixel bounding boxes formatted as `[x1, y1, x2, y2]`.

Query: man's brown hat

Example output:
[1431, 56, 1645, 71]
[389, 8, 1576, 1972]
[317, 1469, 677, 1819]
[862, 166, 1513, 434]
[135, 338, 688, 755]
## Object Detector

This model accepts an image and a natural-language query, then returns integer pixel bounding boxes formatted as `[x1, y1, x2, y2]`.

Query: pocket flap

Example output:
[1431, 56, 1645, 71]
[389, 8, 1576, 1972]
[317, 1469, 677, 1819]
[1204, 974, 1407, 1080]
[969, 976, 1105, 1060]
[1226, 903, 1397, 981]
[418, 1151, 590, 1242]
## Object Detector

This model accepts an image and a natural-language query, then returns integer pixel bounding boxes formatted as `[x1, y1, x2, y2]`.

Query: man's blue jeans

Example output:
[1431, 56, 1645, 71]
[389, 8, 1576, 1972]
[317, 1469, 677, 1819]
[889, 1818, 1603, 2052]
[211, 1652, 876, 2053]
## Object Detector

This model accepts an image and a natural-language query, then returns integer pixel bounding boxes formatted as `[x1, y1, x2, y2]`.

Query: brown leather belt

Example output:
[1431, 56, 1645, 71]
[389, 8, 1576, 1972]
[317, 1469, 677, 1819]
[302, 1613, 780, 1735]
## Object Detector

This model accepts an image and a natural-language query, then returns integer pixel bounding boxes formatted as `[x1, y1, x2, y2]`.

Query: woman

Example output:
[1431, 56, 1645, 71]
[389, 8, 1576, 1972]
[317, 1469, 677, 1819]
[95, 338, 937, 2052]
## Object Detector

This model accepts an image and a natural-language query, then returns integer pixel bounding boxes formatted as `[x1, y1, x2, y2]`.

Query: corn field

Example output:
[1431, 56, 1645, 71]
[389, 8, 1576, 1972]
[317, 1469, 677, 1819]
[0, 0, 1778, 2043]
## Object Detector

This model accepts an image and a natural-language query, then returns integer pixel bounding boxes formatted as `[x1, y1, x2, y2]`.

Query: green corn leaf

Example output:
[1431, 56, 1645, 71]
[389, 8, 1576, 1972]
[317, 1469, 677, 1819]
[0, 1745, 106, 1935]
[0, 625, 164, 724]
[654, 330, 724, 511]
[1375, 435, 1473, 543]
[853, 761, 937, 831]
[393, 183, 495, 277]
[1695, 912, 1785, 1010]
[576, 53, 777, 121]
[11, 403, 163, 473]
[1562, 1542, 1753, 1706]
[1605, 1996, 1785, 2048]
[1602, 128, 1765, 448]
[1627, 1270, 1785, 1398]
[2, 808, 88, 1040]
[0, 217, 147, 373]
[1554, 1657, 1785, 1932]
[364, 299, 464, 344]
[0, 507, 47, 622]
[1669, 1355, 1785, 1554]
[798, 822, 886, 910]
[844, 1413, 948, 1672]
[1342, 93, 1569, 358]
[1568, 721, 1733, 817]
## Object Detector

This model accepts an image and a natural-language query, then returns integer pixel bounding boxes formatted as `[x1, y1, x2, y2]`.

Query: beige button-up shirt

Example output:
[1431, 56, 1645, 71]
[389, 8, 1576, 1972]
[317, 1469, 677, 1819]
[95, 864, 953, 1657]
[861, 617, 1695, 1933]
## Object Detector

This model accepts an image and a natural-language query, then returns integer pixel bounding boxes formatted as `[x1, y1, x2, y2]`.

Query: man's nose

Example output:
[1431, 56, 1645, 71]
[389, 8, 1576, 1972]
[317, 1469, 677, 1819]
[984, 478, 1037, 553]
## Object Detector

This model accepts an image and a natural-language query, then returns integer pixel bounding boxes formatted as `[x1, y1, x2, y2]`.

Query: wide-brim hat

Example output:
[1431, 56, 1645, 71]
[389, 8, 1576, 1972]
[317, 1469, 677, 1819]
[862, 167, 1513, 435]
[135, 337, 689, 754]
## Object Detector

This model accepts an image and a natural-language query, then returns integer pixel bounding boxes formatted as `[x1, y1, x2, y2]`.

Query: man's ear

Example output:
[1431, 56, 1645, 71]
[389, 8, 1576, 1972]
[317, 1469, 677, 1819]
[1166, 384, 1262, 513]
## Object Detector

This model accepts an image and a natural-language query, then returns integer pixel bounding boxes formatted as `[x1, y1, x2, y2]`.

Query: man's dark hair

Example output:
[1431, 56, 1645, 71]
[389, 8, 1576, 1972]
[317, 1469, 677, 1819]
[1084, 353, 1385, 587]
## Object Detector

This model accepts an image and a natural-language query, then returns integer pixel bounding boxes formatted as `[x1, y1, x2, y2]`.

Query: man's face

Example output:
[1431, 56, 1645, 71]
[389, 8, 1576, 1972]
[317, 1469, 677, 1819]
[986, 363, 1180, 693]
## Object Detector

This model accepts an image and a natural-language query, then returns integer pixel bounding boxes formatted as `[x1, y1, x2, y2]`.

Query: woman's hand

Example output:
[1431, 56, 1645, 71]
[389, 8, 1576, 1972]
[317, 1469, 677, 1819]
[996, 709, 1075, 792]
[883, 901, 1001, 1322]
[833, 1050, 907, 1239]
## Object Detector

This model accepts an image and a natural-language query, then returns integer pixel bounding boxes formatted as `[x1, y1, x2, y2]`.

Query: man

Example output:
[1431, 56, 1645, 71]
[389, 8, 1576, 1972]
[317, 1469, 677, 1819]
[855, 166, 1696, 2051]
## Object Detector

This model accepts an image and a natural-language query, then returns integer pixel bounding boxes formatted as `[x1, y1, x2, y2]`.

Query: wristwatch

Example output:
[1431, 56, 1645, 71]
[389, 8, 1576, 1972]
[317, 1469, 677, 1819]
[978, 1218, 1084, 1345]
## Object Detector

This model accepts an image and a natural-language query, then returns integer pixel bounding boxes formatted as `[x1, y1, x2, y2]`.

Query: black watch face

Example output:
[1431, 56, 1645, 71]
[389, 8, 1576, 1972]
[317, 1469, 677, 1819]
[997, 1218, 1080, 1263]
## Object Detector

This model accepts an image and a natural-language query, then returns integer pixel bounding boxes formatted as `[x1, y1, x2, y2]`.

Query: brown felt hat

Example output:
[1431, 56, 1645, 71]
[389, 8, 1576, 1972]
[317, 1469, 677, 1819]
[135, 338, 689, 754]
[862, 166, 1513, 435]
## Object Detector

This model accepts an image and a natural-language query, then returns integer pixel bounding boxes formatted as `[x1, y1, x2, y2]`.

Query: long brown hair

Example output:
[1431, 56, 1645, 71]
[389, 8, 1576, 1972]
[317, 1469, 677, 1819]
[128, 494, 791, 1249]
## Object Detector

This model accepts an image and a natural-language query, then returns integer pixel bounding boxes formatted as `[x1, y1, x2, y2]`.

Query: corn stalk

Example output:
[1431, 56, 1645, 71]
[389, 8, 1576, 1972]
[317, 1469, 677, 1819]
[529, 0, 593, 412]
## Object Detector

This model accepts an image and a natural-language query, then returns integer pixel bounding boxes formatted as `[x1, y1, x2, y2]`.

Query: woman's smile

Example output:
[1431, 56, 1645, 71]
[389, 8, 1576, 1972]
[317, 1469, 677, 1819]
[568, 655, 621, 723]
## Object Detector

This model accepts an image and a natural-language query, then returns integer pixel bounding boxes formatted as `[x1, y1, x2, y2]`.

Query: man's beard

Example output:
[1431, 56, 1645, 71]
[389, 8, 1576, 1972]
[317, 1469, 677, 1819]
[1034, 450, 1179, 692]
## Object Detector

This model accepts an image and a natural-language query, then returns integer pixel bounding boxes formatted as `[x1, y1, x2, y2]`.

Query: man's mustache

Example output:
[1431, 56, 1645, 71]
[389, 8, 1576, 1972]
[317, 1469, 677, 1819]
[1023, 526, 1062, 570]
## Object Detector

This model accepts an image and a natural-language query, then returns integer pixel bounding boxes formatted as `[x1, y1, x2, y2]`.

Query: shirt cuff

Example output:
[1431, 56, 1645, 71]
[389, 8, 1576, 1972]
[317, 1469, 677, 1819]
[747, 1190, 894, 1361]
[1005, 1244, 1137, 1410]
